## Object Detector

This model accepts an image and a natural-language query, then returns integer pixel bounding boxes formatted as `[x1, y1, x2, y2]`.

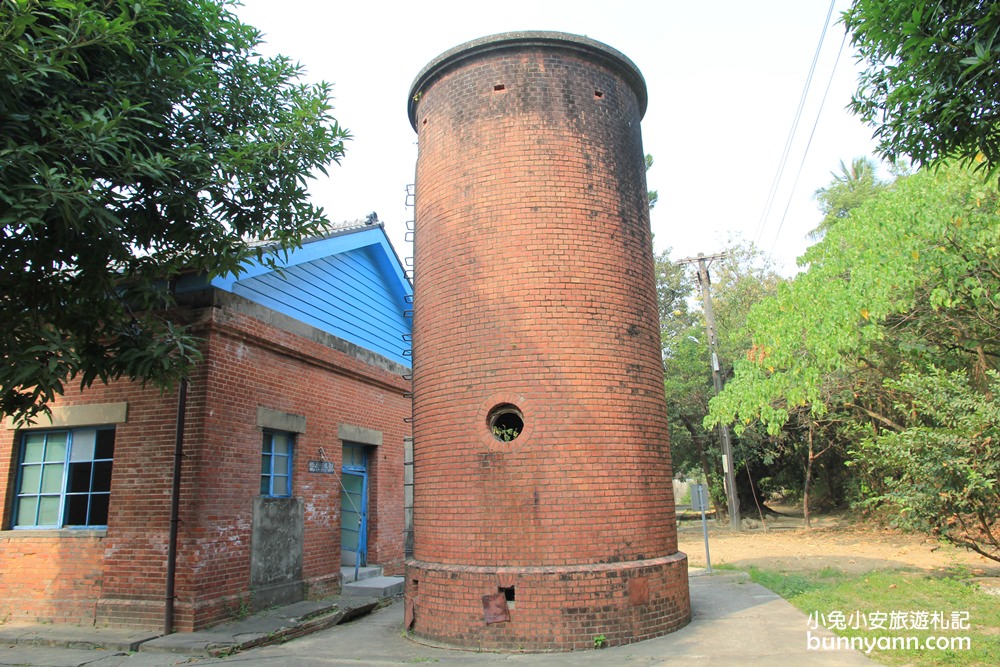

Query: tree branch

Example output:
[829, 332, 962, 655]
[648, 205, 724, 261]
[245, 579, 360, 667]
[843, 402, 905, 431]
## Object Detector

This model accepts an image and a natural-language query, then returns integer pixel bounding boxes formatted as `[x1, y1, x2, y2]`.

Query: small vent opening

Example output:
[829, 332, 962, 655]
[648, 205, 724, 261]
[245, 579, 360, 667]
[500, 586, 516, 609]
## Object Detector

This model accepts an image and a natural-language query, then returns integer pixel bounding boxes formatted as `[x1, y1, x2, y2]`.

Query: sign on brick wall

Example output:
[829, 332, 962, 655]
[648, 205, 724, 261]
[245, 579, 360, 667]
[307, 460, 336, 474]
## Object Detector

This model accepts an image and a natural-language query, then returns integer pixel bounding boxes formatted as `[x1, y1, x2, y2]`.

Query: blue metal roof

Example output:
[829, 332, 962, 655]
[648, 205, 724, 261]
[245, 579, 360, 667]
[188, 224, 412, 368]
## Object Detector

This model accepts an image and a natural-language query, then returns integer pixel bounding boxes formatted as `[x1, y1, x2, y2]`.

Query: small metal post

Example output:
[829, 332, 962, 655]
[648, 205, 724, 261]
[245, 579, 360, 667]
[696, 483, 712, 574]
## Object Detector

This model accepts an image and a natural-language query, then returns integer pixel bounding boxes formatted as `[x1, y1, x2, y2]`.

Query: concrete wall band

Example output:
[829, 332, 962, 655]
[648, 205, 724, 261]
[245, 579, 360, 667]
[405, 31, 691, 651]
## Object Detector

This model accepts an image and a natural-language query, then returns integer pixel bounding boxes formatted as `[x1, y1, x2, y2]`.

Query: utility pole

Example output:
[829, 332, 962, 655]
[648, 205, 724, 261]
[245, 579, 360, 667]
[677, 252, 741, 531]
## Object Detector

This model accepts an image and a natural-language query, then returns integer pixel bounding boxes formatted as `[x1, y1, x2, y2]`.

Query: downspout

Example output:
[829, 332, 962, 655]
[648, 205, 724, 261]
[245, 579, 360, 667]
[164, 378, 188, 635]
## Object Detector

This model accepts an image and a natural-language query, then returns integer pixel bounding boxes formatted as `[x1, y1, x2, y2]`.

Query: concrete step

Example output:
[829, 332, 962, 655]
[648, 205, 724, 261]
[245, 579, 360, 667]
[0, 597, 383, 661]
[138, 597, 379, 657]
[342, 575, 404, 598]
[341, 565, 382, 583]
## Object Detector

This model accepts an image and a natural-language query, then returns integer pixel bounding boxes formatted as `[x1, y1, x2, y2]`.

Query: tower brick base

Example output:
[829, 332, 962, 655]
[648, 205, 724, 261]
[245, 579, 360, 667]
[405, 554, 689, 651]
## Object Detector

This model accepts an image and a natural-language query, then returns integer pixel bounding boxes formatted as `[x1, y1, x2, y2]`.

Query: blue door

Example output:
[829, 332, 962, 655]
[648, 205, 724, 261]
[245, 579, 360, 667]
[341, 444, 368, 567]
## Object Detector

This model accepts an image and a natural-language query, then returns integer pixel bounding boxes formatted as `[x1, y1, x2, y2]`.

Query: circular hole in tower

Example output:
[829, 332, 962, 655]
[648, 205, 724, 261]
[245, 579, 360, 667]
[488, 404, 523, 442]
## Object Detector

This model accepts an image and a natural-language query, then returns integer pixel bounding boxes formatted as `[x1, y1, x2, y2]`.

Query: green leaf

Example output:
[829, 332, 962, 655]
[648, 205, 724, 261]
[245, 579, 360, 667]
[0, 0, 350, 422]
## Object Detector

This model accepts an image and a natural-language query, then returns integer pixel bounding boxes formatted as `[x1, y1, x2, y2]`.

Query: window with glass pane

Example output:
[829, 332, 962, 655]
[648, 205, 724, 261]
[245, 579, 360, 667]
[261, 431, 293, 497]
[14, 427, 115, 528]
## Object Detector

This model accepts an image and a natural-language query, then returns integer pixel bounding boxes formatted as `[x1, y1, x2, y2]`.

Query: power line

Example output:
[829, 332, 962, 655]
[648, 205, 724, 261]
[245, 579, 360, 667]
[752, 0, 839, 247]
[767, 28, 849, 259]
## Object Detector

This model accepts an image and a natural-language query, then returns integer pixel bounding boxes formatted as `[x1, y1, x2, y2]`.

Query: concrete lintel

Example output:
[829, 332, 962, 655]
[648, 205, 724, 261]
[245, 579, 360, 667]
[5, 402, 128, 430]
[257, 407, 307, 434]
[338, 424, 383, 446]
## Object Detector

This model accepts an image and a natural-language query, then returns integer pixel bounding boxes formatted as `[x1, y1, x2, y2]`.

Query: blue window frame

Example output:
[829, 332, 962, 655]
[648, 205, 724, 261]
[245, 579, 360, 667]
[14, 427, 115, 528]
[342, 442, 367, 471]
[261, 430, 293, 497]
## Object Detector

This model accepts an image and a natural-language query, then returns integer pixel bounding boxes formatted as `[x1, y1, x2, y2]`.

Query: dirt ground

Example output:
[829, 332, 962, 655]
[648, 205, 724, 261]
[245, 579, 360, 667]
[676, 503, 1000, 581]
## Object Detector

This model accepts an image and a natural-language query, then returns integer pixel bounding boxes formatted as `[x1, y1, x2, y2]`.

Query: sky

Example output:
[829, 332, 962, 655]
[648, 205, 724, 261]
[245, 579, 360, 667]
[236, 0, 880, 275]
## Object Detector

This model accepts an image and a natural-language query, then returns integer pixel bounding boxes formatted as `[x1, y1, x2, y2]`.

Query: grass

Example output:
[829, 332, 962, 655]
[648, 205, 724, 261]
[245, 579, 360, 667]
[705, 562, 743, 574]
[744, 566, 1000, 666]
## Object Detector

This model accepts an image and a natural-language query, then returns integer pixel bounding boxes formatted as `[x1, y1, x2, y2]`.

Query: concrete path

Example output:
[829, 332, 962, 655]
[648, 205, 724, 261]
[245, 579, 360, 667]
[0, 572, 876, 666]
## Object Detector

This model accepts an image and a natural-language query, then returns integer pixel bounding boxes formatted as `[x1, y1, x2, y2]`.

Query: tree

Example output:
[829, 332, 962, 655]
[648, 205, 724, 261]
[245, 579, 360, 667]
[708, 161, 1000, 553]
[659, 240, 784, 518]
[1, 0, 349, 423]
[855, 368, 1000, 563]
[844, 0, 1000, 176]
[811, 157, 885, 239]
[645, 153, 659, 209]
[655, 247, 707, 481]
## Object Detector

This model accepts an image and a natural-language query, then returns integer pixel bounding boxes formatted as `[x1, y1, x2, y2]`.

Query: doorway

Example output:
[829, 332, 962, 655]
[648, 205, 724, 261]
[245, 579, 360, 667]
[341, 443, 368, 567]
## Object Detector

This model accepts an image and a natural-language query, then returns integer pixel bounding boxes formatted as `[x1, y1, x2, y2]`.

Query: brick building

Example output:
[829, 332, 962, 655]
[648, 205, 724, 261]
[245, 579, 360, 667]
[0, 222, 412, 631]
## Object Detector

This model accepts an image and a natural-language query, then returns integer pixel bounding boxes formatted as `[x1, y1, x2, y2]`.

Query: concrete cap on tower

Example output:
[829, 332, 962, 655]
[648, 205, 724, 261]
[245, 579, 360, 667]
[407, 30, 647, 130]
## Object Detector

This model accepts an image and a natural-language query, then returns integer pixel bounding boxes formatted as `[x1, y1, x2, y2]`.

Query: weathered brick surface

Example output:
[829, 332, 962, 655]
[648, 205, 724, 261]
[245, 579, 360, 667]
[407, 554, 689, 651]
[0, 294, 410, 630]
[406, 32, 689, 650]
[0, 531, 105, 624]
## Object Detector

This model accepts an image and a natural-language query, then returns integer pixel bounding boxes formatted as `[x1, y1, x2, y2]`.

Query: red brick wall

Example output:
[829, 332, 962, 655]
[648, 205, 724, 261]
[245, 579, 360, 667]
[163, 305, 410, 630]
[0, 295, 410, 630]
[407, 555, 690, 651]
[0, 531, 105, 624]
[406, 33, 689, 650]
[1, 379, 174, 628]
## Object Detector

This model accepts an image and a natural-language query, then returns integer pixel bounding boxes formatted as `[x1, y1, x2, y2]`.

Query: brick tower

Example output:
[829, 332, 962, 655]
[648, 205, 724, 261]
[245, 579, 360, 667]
[404, 31, 690, 651]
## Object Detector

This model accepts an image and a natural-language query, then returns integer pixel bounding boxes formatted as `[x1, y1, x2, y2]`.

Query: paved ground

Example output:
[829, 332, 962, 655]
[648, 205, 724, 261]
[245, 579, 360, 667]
[0, 572, 876, 666]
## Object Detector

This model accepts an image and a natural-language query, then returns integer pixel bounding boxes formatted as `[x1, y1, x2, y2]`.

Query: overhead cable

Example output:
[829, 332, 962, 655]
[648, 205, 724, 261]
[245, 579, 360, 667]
[752, 0, 838, 247]
[767, 28, 849, 259]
